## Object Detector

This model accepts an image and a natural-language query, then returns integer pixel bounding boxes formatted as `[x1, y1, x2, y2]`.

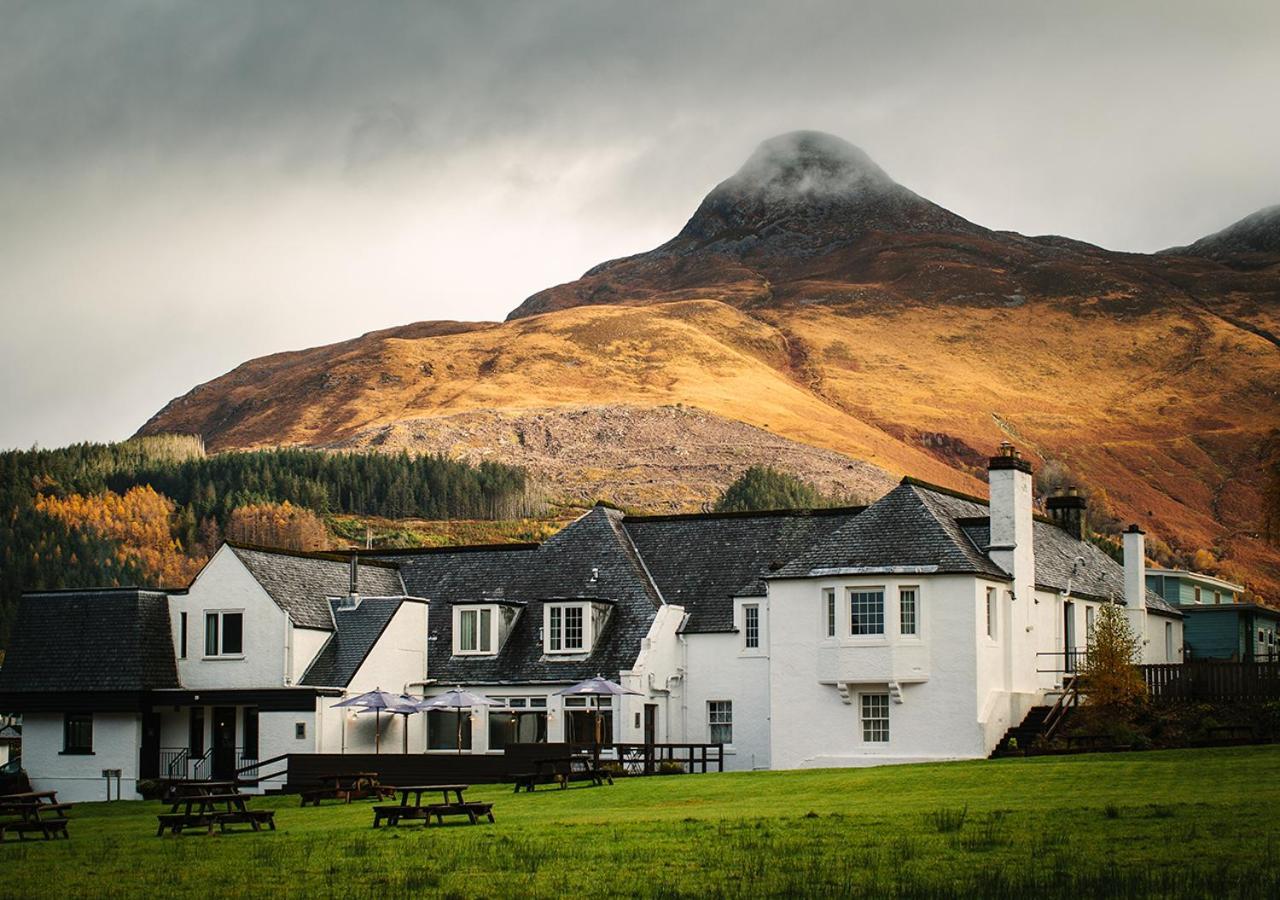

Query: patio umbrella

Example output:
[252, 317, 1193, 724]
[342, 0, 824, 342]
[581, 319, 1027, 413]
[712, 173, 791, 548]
[357, 695, 421, 753]
[416, 688, 501, 754]
[556, 675, 643, 761]
[332, 689, 418, 753]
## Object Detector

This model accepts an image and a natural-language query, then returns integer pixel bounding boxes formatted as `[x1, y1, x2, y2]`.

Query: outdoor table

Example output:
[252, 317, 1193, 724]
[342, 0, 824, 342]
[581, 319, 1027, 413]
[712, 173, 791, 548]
[0, 790, 71, 841]
[157, 790, 274, 836]
[300, 772, 391, 806]
[372, 784, 493, 827]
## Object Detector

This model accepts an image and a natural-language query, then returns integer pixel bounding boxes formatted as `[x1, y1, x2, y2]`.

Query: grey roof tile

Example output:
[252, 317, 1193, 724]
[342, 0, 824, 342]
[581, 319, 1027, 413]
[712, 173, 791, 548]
[301, 597, 411, 687]
[0, 589, 179, 693]
[624, 507, 864, 632]
[229, 545, 404, 630]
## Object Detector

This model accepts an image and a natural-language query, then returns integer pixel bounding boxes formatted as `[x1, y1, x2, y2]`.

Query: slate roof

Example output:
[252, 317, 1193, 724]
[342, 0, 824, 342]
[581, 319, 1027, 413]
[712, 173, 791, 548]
[301, 597, 415, 687]
[228, 544, 405, 630]
[624, 507, 865, 632]
[777, 478, 1177, 615]
[776, 482, 1011, 579]
[380, 506, 662, 685]
[0, 589, 179, 693]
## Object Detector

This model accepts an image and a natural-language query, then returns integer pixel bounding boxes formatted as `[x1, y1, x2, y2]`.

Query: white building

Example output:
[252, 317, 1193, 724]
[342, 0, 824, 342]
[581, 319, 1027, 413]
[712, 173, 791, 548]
[0, 445, 1182, 800]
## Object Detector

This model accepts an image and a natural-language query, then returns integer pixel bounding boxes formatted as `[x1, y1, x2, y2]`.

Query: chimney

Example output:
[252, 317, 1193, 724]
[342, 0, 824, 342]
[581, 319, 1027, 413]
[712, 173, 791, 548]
[348, 554, 360, 603]
[1047, 488, 1088, 541]
[987, 442, 1034, 592]
[1122, 525, 1146, 610]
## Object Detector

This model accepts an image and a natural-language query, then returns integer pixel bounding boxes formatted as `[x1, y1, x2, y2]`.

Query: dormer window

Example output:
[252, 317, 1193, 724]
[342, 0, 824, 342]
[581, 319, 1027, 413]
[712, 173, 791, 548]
[453, 603, 518, 656]
[544, 602, 609, 655]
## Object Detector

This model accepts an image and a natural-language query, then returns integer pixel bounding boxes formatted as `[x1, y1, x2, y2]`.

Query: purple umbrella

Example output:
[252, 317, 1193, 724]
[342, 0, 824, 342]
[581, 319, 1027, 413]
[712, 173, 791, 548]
[416, 689, 500, 754]
[557, 675, 643, 758]
[333, 688, 418, 753]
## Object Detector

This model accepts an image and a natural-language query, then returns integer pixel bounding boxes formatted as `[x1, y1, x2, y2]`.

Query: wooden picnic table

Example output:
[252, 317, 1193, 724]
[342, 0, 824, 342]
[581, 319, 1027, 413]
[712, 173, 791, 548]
[372, 784, 493, 828]
[157, 783, 275, 836]
[0, 790, 72, 841]
[300, 772, 394, 807]
[513, 756, 613, 792]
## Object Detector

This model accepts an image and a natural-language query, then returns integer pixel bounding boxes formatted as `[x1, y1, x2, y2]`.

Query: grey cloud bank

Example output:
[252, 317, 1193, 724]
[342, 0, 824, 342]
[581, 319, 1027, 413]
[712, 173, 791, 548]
[1, 0, 1278, 448]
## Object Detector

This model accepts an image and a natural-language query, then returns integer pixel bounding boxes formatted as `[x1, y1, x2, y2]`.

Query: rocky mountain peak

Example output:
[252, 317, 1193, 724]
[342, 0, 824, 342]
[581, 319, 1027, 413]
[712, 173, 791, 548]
[1170, 204, 1280, 260]
[724, 130, 897, 203]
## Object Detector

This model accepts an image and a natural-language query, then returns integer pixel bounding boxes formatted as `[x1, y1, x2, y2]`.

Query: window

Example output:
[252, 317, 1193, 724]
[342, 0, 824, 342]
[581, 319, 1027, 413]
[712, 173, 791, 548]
[204, 610, 243, 657]
[455, 606, 497, 655]
[743, 604, 760, 649]
[1215, 591, 1222, 605]
[294, 722, 306, 740]
[1085, 606, 1096, 639]
[179, 611, 188, 659]
[824, 589, 836, 638]
[985, 587, 997, 639]
[899, 588, 918, 636]
[545, 603, 592, 654]
[488, 697, 548, 750]
[63, 713, 93, 754]
[427, 710, 472, 750]
[708, 701, 733, 745]
[861, 694, 889, 742]
[564, 696, 612, 744]
[849, 589, 885, 635]
[1166, 622, 1175, 661]
[1194, 586, 1202, 604]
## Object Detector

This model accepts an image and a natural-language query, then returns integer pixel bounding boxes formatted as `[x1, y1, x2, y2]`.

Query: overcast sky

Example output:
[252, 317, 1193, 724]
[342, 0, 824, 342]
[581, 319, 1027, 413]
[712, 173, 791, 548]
[2, 1, 1278, 450]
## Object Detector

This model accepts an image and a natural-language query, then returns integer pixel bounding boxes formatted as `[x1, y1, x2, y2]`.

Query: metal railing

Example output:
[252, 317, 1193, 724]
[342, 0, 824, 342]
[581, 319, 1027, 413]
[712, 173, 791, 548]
[1042, 674, 1081, 742]
[1036, 649, 1089, 674]
[235, 749, 259, 781]
[191, 748, 213, 781]
[609, 743, 725, 775]
[159, 747, 189, 780]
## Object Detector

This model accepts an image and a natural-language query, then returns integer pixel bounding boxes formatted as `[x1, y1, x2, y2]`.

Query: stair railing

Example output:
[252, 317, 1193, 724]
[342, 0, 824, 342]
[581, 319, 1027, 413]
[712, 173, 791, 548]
[1043, 673, 1081, 741]
[191, 748, 213, 781]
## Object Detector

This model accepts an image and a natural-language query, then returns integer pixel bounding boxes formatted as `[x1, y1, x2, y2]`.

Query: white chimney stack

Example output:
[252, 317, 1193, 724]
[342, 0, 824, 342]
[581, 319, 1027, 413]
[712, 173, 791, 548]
[987, 442, 1034, 592]
[1122, 525, 1146, 610]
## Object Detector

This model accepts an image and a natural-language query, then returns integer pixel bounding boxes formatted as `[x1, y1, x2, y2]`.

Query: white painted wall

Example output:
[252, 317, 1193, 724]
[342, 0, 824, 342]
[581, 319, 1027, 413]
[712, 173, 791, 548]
[172, 547, 299, 690]
[291, 627, 331, 685]
[683, 626, 771, 770]
[22, 712, 140, 803]
[620, 602, 686, 747]
[768, 574, 991, 768]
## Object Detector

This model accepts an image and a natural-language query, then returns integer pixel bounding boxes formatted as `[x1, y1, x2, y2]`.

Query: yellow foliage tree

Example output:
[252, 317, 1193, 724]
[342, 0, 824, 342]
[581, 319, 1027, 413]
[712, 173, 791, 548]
[1081, 603, 1147, 723]
[35, 486, 205, 587]
[225, 501, 329, 552]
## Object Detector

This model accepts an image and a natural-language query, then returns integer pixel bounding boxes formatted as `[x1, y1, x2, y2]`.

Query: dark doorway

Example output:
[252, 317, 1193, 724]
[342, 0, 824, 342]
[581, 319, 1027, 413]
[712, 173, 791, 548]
[212, 706, 237, 781]
[644, 704, 658, 745]
[1064, 602, 1076, 673]
[140, 711, 161, 779]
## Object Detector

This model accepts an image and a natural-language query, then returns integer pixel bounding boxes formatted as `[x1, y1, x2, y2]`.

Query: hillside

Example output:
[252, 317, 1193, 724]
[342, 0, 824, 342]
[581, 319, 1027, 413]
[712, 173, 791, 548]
[139, 131, 1280, 596]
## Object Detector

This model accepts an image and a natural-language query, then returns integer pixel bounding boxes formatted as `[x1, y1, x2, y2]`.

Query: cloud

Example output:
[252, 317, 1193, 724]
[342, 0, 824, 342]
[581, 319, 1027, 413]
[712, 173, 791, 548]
[1, 0, 1278, 447]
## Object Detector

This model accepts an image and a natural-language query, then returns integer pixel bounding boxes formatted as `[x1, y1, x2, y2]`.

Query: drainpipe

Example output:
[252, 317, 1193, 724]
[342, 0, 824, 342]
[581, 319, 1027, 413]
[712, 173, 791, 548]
[679, 633, 689, 741]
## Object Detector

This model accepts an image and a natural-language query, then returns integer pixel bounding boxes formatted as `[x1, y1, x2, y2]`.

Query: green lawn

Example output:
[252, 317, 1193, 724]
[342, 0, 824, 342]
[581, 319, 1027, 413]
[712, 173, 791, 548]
[5, 747, 1279, 898]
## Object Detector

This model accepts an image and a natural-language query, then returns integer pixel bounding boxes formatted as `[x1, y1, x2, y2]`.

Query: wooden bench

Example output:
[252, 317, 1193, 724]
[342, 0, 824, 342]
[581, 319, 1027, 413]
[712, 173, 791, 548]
[0, 818, 70, 841]
[373, 802, 494, 827]
[300, 773, 394, 807]
[515, 757, 613, 791]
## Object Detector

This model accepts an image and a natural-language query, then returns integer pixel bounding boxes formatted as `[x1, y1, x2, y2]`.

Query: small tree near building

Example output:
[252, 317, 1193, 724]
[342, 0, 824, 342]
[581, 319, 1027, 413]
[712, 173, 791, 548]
[1081, 602, 1147, 723]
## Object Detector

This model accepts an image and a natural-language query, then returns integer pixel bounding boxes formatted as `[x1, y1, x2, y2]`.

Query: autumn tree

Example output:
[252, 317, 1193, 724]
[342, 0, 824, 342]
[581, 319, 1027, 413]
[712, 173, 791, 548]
[225, 501, 329, 551]
[1081, 602, 1147, 722]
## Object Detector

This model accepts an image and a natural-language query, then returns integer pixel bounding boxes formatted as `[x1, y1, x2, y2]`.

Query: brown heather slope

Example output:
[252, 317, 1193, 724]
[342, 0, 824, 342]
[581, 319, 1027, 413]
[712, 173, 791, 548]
[139, 132, 1280, 596]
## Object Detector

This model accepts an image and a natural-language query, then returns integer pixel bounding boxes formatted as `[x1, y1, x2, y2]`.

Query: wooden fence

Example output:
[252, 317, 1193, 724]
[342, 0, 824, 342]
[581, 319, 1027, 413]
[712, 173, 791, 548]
[1141, 662, 1280, 701]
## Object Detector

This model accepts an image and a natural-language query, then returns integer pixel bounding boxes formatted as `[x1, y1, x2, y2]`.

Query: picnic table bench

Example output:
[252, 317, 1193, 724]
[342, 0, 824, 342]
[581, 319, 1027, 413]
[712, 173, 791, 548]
[0, 790, 72, 842]
[372, 784, 494, 828]
[300, 772, 395, 807]
[512, 756, 614, 793]
[156, 782, 275, 836]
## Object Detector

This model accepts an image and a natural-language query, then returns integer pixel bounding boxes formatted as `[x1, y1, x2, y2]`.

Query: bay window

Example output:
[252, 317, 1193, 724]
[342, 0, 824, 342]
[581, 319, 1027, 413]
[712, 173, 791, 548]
[849, 589, 885, 635]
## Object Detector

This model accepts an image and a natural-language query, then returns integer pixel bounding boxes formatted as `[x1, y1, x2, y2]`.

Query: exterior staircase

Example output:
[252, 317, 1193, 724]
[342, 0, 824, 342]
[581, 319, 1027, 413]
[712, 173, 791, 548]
[990, 705, 1053, 757]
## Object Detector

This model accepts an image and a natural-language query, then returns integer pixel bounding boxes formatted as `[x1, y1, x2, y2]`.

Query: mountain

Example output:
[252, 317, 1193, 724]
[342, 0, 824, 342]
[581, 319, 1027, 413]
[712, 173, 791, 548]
[139, 131, 1280, 596]
[1163, 205, 1280, 263]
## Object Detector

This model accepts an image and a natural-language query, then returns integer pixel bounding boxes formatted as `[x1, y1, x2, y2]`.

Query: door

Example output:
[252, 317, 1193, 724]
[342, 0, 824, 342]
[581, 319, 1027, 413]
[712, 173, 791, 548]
[212, 706, 237, 781]
[140, 711, 161, 780]
[1063, 602, 1076, 673]
[643, 704, 657, 745]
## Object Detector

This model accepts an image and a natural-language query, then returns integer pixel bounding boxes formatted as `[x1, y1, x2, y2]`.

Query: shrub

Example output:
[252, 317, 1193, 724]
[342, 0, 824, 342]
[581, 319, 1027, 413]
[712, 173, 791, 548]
[1081, 603, 1147, 723]
[657, 761, 686, 775]
[1104, 803, 1121, 819]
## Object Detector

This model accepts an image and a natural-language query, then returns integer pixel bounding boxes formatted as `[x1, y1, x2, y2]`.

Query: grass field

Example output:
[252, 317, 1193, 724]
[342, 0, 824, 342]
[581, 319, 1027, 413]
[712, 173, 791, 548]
[4, 746, 1279, 898]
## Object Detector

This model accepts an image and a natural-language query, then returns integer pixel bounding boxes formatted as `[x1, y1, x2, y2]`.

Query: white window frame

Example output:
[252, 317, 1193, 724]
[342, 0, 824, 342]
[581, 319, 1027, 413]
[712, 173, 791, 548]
[707, 700, 733, 745]
[823, 588, 837, 639]
[860, 693, 889, 743]
[203, 609, 245, 659]
[899, 586, 919, 637]
[1085, 605, 1096, 639]
[544, 602, 591, 655]
[848, 588, 886, 637]
[984, 587, 998, 641]
[742, 604, 760, 650]
[453, 605, 500, 656]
